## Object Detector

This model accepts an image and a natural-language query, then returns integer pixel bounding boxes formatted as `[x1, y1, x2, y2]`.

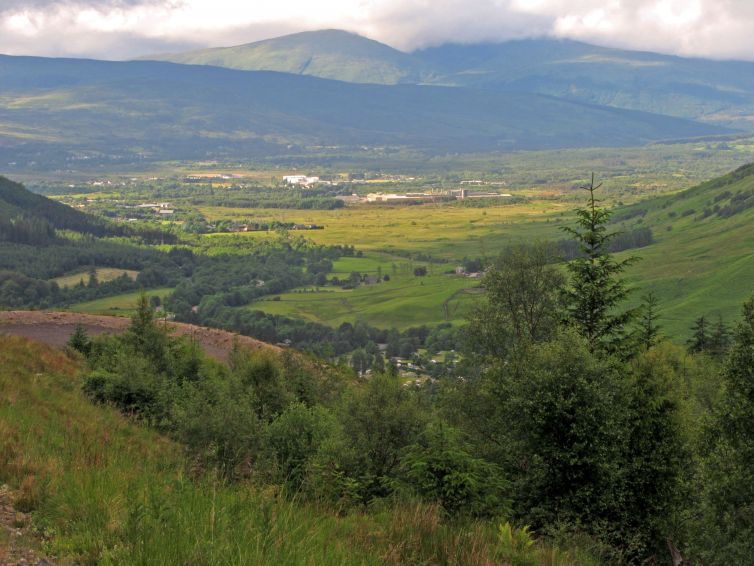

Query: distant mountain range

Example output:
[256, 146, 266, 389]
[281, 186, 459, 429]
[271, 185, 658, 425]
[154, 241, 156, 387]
[0, 30, 749, 167]
[151, 29, 754, 130]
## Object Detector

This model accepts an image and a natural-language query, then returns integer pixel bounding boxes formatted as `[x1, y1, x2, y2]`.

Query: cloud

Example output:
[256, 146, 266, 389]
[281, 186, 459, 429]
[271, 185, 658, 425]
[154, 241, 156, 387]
[1, 0, 754, 61]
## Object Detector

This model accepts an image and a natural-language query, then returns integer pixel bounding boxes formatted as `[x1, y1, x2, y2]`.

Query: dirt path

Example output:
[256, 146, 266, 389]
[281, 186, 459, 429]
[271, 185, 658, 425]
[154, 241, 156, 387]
[0, 311, 278, 363]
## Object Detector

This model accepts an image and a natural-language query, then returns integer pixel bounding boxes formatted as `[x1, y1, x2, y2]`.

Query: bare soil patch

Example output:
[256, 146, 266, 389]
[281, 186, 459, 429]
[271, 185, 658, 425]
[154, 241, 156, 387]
[0, 311, 277, 363]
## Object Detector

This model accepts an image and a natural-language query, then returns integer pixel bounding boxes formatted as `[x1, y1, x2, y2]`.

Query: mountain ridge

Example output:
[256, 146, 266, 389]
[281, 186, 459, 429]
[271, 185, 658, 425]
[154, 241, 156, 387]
[146, 29, 435, 85]
[0, 54, 731, 168]
[148, 30, 754, 129]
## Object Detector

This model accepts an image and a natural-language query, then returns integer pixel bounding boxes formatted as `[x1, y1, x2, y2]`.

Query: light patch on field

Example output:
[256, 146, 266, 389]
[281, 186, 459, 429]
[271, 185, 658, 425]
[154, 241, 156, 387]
[69, 288, 174, 316]
[52, 268, 139, 288]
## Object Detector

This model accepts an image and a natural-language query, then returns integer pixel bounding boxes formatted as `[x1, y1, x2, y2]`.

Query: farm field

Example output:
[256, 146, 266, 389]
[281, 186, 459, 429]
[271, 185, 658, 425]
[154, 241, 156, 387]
[250, 253, 482, 329]
[69, 288, 174, 316]
[198, 199, 570, 259]
[210, 167, 754, 340]
[51, 268, 138, 288]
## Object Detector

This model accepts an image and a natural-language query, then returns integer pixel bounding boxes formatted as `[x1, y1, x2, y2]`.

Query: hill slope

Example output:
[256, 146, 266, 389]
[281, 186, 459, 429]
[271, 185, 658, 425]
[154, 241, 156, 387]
[0, 335, 370, 563]
[617, 162, 754, 337]
[152, 30, 754, 129]
[152, 29, 434, 84]
[416, 39, 754, 129]
[0, 55, 730, 168]
[0, 175, 112, 236]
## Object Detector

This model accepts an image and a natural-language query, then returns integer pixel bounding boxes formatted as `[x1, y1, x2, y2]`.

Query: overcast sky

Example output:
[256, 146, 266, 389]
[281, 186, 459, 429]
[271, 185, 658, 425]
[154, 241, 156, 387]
[2, 0, 754, 61]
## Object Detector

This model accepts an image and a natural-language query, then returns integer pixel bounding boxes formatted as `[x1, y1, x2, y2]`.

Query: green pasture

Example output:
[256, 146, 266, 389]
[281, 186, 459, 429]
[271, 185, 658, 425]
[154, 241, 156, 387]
[250, 253, 481, 329]
[197, 199, 569, 260]
[615, 169, 754, 339]
[69, 288, 174, 316]
[51, 267, 139, 288]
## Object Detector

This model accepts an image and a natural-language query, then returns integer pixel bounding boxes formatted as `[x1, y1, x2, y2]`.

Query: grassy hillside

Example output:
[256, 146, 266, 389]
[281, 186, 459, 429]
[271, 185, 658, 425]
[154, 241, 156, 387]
[0, 333, 600, 564]
[152, 29, 434, 84]
[69, 287, 174, 316]
[0, 55, 729, 169]
[152, 30, 754, 129]
[0, 335, 383, 563]
[52, 268, 139, 288]
[617, 162, 754, 338]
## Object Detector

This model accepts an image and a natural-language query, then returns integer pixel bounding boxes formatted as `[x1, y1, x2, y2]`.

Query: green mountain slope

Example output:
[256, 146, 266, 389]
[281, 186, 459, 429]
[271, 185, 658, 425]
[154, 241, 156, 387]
[0, 55, 730, 168]
[417, 39, 754, 129]
[151, 29, 434, 84]
[617, 162, 754, 337]
[152, 30, 754, 129]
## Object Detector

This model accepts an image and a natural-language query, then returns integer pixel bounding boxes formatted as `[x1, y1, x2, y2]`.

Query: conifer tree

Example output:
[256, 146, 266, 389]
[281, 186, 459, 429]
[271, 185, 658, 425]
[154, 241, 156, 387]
[687, 315, 710, 353]
[638, 291, 662, 350]
[698, 297, 754, 562]
[67, 323, 92, 356]
[709, 315, 731, 359]
[562, 174, 637, 353]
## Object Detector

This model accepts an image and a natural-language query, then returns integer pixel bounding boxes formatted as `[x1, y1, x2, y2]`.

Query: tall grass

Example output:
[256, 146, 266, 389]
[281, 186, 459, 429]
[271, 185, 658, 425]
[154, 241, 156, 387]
[0, 336, 597, 565]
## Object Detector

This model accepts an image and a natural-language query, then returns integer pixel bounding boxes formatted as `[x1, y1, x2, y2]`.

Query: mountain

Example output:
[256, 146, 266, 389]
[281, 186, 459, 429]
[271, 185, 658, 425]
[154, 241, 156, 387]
[0, 55, 730, 168]
[151, 30, 754, 129]
[415, 39, 754, 129]
[149, 29, 434, 85]
[615, 162, 754, 337]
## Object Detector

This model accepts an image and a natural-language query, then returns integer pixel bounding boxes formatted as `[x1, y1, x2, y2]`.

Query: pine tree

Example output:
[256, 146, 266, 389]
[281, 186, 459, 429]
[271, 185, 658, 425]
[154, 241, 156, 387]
[709, 315, 731, 359]
[67, 323, 92, 356]
[125, 292, 169, 371]
[687, 315, 710, 353]
[698, 297, 754, 562]
[562, 174, 637, 353]
[87, 266, 98, 288]
[638, 291, 662, 350]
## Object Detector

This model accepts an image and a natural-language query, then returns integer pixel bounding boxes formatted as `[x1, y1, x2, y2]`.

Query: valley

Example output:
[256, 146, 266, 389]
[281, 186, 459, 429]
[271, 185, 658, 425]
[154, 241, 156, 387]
[1, 22, 754, 565]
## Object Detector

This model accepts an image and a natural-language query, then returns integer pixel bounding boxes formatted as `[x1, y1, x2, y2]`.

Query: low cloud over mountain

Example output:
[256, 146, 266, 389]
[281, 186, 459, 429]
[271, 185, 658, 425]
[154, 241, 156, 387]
[1, 0, 754, 61]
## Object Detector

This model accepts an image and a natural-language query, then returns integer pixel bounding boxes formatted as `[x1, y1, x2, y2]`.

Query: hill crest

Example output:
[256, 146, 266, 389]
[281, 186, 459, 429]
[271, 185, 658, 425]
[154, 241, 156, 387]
[148, 30, 754, 128]
[148, 29, 433, 84]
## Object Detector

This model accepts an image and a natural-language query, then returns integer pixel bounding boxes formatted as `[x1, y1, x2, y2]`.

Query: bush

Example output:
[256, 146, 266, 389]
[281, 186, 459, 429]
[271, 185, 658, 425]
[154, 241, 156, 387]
[399, 423, 510, 517]
[264, 403, 338, 490]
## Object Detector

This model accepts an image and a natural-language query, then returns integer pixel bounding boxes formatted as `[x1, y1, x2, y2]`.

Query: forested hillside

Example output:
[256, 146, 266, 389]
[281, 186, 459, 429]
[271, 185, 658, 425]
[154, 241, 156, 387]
[0, 176, 124, 243]
[0, 176, 184, 307]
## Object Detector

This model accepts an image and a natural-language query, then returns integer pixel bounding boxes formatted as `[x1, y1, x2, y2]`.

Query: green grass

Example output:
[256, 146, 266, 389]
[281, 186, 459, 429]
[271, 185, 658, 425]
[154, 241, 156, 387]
[0, 336, 596, 565]
[251, 253, 480, 329]
[616, 164, 754, 339]
[69, 288, 173, 316]
[221, 163, 754, 340]
[0, 336, 390, 564]
[198, 200, 568, 260]
[51, 268, 139, 288]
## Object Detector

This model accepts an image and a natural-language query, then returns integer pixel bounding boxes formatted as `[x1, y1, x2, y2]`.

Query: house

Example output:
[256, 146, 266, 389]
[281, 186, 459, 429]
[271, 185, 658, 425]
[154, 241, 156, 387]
[283, 175, 320, 187]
